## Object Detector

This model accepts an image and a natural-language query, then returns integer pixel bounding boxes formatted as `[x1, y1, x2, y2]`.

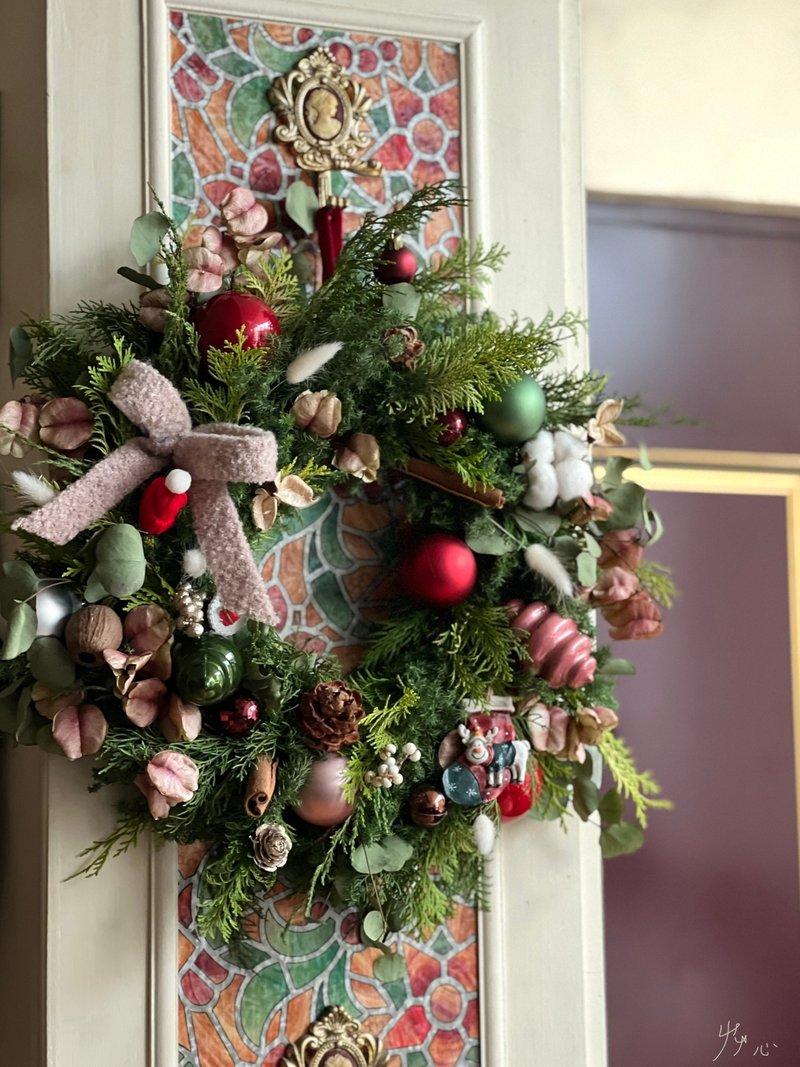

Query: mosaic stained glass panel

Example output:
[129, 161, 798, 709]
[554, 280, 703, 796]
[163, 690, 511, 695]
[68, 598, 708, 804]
[169, 12, 462, 262]
[170, 14, 476, 1066]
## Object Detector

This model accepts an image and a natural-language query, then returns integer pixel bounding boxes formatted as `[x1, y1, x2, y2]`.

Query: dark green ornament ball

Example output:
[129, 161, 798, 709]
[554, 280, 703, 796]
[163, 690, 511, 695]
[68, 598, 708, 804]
[480, 376, 547, 444]
[173, 635, 244, 706]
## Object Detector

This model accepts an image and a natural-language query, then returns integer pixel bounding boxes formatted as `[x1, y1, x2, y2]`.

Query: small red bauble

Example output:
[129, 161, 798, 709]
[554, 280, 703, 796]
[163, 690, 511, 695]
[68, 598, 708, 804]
[193, 291, 280, 355]
[498, 774, 534, 821]
[218, 695, 261, 737]
[437, 409, 468, 446]
[374, 238, 418, 285]
[399, 532, 478, 608]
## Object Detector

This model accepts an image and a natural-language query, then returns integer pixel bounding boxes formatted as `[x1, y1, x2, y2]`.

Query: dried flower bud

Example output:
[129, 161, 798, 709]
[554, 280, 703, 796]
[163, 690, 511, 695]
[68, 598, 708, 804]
[124, 604, 173, 653]
[52, 703, 108, 761]
[160, 693, 202, 743]
[252, 488, 279, 532]
[38, 396, 93, 453]
[384, 326, 425, 370]
[252, 822, 292, 871]
[291, 390, 342, 438]
[0, 399, 40, 457]
[576, 705, 619, 745]
[332, 432, 380, 484]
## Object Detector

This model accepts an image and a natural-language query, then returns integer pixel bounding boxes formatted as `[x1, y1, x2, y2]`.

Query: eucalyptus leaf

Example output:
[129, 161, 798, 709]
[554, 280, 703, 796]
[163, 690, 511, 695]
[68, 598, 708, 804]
[351, 834, 413, 874]
[382, 283, 421, 319]
[373, 951, 407, 982]
[553, 535, 581, 562]
[645, 508, 664, 546]
[116, 266, 162, 290]
[583, 531, 602, 558]
[512, 508, 563, 538]
[599, 657, 637, 676]
[601, 456, 635, 491]
[362, 909, 387, 943]
[27, 636, 76, 690]
[600, 821, 644, 858]
[528, 785, 563, 821]
[638, 442, 652, 470]
[91, 524, 146, 598]
[9, 325, 33, 384]
[1, 602, 37, 659]
[465, 521, 515, 556]
[572, 777, 599, 821]
[573, 751, 594, 779]
[130, 211, 170, 266]
[576, 551, 597, 587]
[36, 721, 64, 755]
[285, 181, 320, 234]
[83, 573, 109, 604]
[602, 481, 647, 530]
[598, 788, 625, 825]
[0, 560, 39, 620]
[14, 688, 38, 745]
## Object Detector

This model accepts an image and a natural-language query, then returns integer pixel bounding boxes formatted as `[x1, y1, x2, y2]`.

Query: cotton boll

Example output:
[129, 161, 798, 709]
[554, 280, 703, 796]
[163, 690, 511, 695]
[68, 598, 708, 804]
[473, 812, 496, 856]
[285, 341, 343, 384]
[182, 549, 207, 577]
[520, 430, 555, 468]
[523, 464, 559, 510]
[554, 457, 594, 501]
[553, 429, 587, 462]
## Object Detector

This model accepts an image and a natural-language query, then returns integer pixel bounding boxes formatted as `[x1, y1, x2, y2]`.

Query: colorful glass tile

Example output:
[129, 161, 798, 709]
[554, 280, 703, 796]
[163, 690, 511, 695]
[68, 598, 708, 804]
[169, 16, 462, 263]
[171, 14, 477, 1065]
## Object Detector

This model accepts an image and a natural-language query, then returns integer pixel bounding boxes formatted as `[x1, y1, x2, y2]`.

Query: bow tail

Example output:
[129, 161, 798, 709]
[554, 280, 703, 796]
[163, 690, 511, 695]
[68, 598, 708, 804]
[13, 440, 165, 545]
[189, 481, 278, 626]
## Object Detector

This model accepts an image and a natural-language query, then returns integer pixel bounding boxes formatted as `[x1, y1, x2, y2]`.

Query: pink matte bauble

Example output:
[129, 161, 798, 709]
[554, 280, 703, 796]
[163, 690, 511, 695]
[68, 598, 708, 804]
[193, 291, 280, 355]
[292, 755, 354, 827]
[399, 532, 478, 608]
[498, 775, 534, 821]
[437, 409, 469, 446]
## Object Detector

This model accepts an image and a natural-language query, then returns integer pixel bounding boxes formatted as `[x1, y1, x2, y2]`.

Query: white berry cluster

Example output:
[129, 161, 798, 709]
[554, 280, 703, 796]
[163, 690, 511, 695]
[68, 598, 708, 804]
[173, 581, 205, 638]
[365, 742, 421, 788]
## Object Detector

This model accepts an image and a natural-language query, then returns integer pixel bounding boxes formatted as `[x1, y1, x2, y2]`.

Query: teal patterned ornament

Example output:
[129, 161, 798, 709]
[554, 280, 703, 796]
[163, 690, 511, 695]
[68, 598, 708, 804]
[480, 377, 547, 444]
[173, 635, 243, 706]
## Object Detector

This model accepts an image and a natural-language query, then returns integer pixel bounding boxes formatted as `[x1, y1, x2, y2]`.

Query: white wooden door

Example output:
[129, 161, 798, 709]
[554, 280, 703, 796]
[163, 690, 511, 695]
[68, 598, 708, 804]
[0, 2, 605, 1064]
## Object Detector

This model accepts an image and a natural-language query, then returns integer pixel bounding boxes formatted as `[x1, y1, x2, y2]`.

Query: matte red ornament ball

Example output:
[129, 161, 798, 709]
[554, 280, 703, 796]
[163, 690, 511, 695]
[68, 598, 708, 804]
[193, 291, 280, 355]
[437, 409, 469, 446]
[399, 532, 478, 608]
[374, 241, 418, 285]
[218, 695, 261, 737]
[498, 774, 534, 821]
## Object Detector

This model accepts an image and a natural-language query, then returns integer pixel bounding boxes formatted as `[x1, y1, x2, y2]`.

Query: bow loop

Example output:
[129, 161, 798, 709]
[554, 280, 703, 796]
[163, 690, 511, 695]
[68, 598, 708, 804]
[15, 359, 278, 625]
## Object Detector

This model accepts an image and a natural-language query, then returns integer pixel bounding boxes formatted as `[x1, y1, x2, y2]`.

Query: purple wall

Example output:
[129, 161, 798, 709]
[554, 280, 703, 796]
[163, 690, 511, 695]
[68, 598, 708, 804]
[588, 203, 800, 1065]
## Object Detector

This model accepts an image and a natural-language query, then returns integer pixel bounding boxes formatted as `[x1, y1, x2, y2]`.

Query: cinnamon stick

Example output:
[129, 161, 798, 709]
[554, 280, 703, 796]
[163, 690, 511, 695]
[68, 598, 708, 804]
[244, 757, 278, 818]
[404, 457, 505, 510]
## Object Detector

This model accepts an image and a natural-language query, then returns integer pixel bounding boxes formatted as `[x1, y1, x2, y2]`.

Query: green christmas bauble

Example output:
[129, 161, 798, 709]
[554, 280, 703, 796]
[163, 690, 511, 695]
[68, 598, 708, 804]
[173, 635, 244, 706]
[480, 377, 547, 444]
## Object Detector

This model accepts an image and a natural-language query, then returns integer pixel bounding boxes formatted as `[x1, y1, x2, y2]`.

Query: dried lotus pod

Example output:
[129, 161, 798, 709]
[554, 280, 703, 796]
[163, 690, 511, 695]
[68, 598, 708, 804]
[38, 396, 93, 452]
[65, 605, 123, 667]
[508, 600, 597, 689]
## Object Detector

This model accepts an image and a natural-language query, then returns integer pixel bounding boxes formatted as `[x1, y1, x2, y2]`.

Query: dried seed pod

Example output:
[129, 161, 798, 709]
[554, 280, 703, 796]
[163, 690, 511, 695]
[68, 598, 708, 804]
[244, 757, 278, 818]
[38, 396, 93, 452]
[65, 605, 124, 667]
[290, 389, 342, 438]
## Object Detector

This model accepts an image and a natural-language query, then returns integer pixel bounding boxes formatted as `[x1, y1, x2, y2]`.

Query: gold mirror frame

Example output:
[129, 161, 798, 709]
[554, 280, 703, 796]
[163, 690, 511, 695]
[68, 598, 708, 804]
[599, 445, 800, 893]
[280, 1006, 387, 1067]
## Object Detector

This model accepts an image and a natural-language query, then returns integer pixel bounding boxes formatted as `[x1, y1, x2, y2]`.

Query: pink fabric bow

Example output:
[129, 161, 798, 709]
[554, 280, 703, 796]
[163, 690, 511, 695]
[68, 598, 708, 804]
[14, 360, 278, 624]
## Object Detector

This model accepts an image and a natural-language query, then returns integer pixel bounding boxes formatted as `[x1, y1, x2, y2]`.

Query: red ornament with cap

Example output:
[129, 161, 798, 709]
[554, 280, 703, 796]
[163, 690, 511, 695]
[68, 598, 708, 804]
[139, 469, 192, 534]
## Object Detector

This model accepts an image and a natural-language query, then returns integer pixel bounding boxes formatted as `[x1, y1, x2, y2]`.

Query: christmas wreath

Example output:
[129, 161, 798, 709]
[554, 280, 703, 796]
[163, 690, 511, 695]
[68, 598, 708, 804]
[0, 184, 672, 976]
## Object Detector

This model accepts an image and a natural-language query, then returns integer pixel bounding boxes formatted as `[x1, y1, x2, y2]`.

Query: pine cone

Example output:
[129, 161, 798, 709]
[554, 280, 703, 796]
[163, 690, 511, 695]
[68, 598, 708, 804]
[297, 681, 364, 752]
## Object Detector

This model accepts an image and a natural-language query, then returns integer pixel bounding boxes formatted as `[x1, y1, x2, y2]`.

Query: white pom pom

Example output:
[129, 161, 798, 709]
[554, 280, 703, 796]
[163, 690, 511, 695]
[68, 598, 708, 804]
[285, 341, 343, 384]
[520, 430, 554, 468]
[182, 548, 207, 577]
[12, 470, 57, 506]
[523, 464, 559, 511]
[554, 458, 594, 502]
[473, 813, 496, 856]
[553, 429, 587, 462]
[166, 468, 192, 494]
[524, 543, 573, 597]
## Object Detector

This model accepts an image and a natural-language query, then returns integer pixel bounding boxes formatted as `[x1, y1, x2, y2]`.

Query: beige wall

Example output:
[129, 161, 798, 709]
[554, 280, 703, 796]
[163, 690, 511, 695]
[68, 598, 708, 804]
[583, 0, 800, 212]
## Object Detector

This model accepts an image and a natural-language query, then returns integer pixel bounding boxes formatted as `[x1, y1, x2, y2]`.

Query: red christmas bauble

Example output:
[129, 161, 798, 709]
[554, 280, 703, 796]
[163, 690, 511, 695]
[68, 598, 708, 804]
[193, 291, 280, 355]
[218, 695, 261, 737]
[374, 240, 418, 285]
[498, 774, 534, 821]
[437, 409, 468, 446]
[399, 532, 477, 608]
